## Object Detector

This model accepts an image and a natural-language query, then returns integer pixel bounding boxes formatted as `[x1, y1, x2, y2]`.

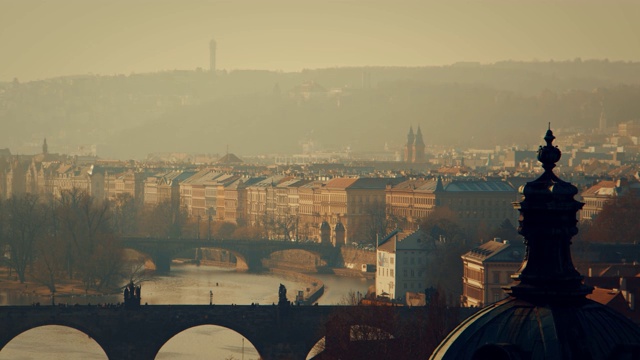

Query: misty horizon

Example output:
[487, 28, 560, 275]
[2, 0, 640, 82]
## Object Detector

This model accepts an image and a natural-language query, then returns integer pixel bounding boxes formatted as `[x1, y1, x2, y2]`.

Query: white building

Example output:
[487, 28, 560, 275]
[375, 229, 435, 301]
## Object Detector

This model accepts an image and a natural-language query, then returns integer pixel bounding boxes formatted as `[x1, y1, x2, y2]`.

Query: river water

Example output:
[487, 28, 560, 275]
[0, 264, 373, 360]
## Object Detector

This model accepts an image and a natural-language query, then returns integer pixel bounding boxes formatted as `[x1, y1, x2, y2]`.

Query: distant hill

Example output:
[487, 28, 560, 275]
[1, 60, 640, 159]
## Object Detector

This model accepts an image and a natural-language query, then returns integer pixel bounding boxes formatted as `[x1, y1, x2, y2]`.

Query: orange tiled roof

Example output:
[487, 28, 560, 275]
[325, 177, 358, 189]
[582, 180, 617, 196]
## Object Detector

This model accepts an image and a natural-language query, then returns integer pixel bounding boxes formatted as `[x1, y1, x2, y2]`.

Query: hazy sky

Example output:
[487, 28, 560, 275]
[2, 0, 639, 82]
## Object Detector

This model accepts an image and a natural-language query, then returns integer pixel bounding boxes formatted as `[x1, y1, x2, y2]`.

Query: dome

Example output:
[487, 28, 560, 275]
[430, 126, 640, 360]
[431, 297, 640, 359]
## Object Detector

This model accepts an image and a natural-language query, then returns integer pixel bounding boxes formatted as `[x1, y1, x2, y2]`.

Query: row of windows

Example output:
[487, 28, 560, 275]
[463, 284, 483, 300]
[401, 269, 424, 278]
[464, 268, 484, 282]
[449, 198, 511, 206]
[378, 268, 395, 277]
[388, 196, 436, 205]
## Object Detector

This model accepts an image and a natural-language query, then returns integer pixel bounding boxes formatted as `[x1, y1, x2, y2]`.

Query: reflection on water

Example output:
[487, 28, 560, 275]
[0, 264, 373, 360]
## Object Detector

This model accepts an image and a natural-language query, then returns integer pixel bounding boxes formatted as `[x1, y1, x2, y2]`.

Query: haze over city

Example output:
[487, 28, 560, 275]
[2, 0, 640, 81]
[4, 1, 640, 360]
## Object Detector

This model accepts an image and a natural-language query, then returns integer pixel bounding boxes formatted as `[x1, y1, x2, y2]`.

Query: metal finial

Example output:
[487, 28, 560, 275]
[538, 126, 560, 173]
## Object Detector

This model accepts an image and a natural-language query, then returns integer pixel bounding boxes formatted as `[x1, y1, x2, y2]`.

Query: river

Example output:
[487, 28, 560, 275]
[0, 264, 373, 360]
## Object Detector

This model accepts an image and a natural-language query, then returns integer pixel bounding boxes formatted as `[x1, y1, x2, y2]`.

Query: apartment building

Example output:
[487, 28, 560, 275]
[580, 179, 629, 221]
[385, 178, 441, 230]
[318, 177, 401, 245]
[437, 180, 518, 230]
[375, 228, 436, 300]
[143, 170, 196, 208]
[460, 238, 524, 307]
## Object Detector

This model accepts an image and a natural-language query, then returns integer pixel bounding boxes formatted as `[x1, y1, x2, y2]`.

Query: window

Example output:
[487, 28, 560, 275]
[390, 269, 394, 277]
[493, 271, 500, 283]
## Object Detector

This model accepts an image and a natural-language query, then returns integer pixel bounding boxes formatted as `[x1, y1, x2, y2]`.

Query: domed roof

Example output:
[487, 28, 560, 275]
[432, 297, 640, 359]
[430, 126, 640, 360]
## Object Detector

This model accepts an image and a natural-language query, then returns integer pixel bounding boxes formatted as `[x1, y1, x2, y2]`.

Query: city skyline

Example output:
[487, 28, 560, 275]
[1, 0, 640, 82]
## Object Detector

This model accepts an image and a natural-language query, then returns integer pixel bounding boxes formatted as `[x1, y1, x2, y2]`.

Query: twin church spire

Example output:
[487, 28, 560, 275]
[403, 126, 425, 163]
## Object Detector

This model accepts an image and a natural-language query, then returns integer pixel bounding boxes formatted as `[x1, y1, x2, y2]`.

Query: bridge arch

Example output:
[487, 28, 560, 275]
[155, 324, 261, 359]
[267, 249, 326, 267]
[0, 322, 109, 359]
[197, 246, 249, 271]
[149, 319, 266, 360]
[121, 237, 341, 272]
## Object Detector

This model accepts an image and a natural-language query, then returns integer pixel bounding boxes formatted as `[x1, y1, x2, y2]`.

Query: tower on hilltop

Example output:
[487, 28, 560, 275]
[209, 38, 217, 74]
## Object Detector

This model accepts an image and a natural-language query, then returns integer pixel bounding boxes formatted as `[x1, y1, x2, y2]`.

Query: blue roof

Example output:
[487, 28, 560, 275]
[445, 181, 514, 192]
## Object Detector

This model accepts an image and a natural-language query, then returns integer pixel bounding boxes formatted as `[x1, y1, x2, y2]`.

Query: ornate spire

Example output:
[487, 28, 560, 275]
[507, 125, 591, 301]
[404, 126, 415, 163]
[407, 126, 415, 144]
[414, 125, 425, 145]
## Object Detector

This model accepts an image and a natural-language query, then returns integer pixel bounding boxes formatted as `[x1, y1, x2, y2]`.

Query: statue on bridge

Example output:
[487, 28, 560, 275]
[278, 283, 289, 307]
[124, 280, 141, 308]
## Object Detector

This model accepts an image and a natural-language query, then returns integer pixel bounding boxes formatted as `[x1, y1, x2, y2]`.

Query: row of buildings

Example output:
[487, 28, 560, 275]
[2, 139, 638, 245]
[0, 150, 520, 245]
[374, 225, 640, 320]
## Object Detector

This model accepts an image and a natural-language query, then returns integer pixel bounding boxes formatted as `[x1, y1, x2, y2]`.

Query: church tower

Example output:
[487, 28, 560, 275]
[42, 138, 48, 155]
[404, 126, 414, 163]
[412, 126, 425, 163]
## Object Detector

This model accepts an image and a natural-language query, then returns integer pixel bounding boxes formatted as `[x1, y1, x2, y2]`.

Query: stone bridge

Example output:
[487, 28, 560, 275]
[121, 237, 343, 272]
[0, 304, 430, 360]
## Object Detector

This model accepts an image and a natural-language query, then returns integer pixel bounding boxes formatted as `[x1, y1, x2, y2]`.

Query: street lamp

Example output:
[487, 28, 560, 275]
[208, 214, 212, 240]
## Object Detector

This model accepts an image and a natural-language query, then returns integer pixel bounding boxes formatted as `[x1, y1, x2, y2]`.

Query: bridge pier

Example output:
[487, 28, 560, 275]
[103, 340, 160, 360]
[152, 253, 172, 272]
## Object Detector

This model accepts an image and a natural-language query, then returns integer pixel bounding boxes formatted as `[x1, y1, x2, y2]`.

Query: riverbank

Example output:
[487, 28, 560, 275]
[0, 266, 110, 301]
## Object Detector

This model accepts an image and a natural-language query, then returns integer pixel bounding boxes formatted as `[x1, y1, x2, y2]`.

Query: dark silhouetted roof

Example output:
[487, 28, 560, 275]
[432, 297, 640, 360]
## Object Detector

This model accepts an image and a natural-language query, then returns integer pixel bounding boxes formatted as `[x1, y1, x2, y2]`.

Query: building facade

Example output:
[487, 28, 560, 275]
[460, 238, 525, 307]
[376, 229, 436, 300]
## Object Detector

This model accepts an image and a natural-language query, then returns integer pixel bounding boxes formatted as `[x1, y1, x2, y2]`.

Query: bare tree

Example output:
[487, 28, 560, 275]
[140, 200, 187, 239]
[419, 207, 470, 303]
[111, 193, 139, 237]
[2, 193, 45, 283]
[582, 190, 640, 243]
[31, 231, 66, 294]
[362, 199, 396, 244]
[56, 189, 112, 278]
[275, 212, 297, 241]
